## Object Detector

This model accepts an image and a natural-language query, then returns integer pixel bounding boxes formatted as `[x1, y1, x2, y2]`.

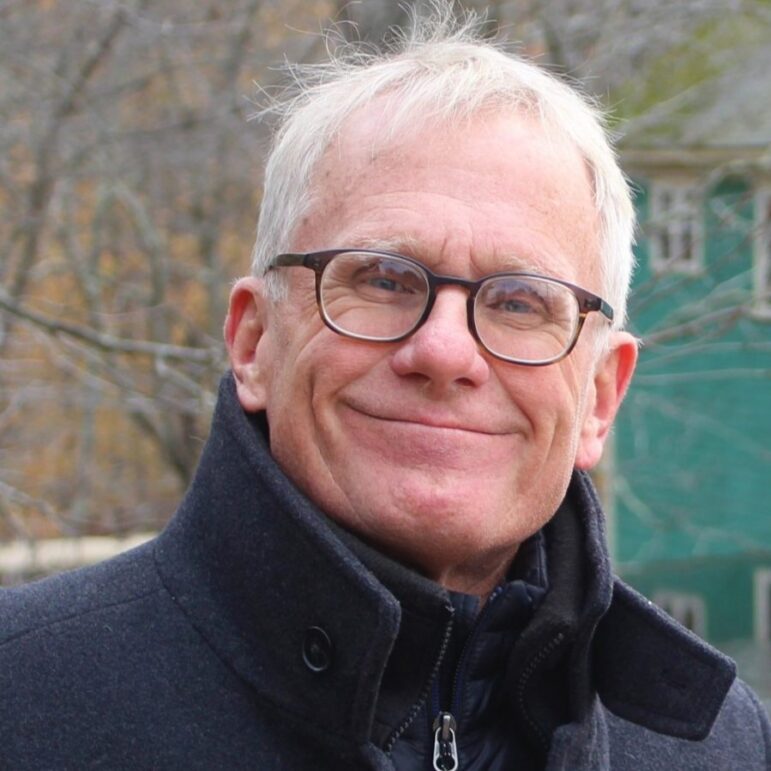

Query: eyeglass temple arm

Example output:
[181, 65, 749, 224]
[596, 299, 614, 323]
[577, 289, 614, 323]
[270, 253, 306, 269]
[271, 252, 339, 274]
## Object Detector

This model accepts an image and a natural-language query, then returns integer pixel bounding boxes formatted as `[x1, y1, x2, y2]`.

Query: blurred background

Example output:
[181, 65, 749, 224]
[0, 0, 768, 708]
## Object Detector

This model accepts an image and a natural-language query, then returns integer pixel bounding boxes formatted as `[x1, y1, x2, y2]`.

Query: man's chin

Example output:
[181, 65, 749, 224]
[336, 469, 513, 538]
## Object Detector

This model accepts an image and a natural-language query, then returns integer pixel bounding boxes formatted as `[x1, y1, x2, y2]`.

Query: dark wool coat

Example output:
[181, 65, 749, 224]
[1, 375, 769, 770]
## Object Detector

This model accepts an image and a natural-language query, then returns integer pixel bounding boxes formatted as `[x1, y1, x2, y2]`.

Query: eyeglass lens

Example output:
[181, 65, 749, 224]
[319, 251, 580, 363]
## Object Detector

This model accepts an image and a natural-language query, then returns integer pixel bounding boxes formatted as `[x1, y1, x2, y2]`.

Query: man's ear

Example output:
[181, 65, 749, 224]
[224, 276, 271, 413]
[575, 332, 638, 470]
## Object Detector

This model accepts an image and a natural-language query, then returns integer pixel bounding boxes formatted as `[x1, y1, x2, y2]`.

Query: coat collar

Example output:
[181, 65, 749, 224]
[515, 471, 736, 751]
[154, 373, 403, 746]
[594, 580, 736, 741]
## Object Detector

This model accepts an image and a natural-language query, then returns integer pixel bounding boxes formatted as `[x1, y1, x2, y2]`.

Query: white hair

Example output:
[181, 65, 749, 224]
[252, 2, 635, 328]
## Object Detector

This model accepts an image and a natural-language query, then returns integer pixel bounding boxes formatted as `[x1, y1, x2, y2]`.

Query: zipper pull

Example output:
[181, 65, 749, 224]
[432, 711, 459, 771]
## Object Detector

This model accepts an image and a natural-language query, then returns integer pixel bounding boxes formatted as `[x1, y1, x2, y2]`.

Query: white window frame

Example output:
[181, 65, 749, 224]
[648, 181, 703, 274]
[753, 187, 771, 318]
[754, 568, 771, 642]
[653, 591, 707, 637]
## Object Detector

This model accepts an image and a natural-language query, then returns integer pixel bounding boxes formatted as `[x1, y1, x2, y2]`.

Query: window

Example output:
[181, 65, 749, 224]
[754, 569, 771, 642]
[754, 188, 771, 317]
[653, 591, 706, 637]
[648, 182, 702, 273]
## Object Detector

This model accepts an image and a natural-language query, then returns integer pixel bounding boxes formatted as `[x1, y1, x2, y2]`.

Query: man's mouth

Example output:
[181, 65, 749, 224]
[344, 401, 511, 437]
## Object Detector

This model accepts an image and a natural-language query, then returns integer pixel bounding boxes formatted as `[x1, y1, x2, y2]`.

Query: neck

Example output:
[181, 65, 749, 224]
[421, 554, 515, 602]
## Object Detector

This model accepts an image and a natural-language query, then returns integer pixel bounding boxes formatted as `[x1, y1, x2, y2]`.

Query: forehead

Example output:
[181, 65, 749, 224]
[292, 104, 601, 287]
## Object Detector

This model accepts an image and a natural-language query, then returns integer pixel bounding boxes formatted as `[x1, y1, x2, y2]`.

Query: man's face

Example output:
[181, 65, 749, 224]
[227, 109, 636, 593]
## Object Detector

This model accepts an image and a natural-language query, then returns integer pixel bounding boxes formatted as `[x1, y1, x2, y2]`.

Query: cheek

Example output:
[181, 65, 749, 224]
[275, 329, 390, 422]
[553, 363, 596, 463]
[499, 364, 587, 453]
[257, 311, 321, 422]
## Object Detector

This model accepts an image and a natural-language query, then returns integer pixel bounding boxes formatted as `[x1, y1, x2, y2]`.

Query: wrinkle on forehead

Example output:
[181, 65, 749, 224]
[293, 105, 602, 290]
[347, 235, 549, 278]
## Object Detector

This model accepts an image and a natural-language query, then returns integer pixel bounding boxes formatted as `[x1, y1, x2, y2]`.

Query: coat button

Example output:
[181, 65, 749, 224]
[302, 626, 333, 673]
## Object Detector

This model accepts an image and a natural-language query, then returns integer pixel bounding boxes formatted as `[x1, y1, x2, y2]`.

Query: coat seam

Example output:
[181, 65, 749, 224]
[0, 586, 162, 649]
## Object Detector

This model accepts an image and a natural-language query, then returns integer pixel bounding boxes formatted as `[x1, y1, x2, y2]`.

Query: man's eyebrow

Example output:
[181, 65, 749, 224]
[344, 237, 549, 276]
[494, 254, 549, 274]
[349, 236, 421, 254]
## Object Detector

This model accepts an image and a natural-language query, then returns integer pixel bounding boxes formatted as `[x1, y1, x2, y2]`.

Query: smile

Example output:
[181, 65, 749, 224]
[343, 402, 512, 437]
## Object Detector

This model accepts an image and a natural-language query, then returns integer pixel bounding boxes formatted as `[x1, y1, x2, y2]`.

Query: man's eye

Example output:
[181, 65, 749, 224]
[491, 291, 548, 315]
[497, 296, 540, 314]
[365, 275, 412, 293]
[353, 263, 424, 295]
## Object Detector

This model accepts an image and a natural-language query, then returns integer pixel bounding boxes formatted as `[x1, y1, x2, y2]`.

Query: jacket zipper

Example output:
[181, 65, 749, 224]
[514, 629, 567, 751]
[430, 586, 505, 771]
[383, 611, 455, 756]
[431, 711, 458, 770]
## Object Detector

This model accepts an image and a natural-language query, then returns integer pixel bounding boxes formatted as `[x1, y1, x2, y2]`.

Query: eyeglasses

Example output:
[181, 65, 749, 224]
[269, 249, 614, 366]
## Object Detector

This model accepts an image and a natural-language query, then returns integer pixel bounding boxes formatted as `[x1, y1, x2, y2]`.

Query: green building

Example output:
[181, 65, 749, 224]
[610, 32, 771, 674]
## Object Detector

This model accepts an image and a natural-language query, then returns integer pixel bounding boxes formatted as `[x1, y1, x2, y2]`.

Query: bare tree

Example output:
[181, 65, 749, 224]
[1, 0, 767, 562]
[0, 0, 330, 539]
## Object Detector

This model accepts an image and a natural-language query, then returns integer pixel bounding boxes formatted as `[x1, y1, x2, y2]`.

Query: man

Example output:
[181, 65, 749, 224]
[1, 7, 769, 770]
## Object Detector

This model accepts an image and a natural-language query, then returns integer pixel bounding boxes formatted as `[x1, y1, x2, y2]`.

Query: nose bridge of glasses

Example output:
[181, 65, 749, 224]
[412, 274, 482, 347]
[430, 272, 479, 294]
[427, 273, 480, 319]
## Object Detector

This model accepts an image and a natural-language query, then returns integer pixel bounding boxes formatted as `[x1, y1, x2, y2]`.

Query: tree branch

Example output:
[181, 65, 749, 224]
[0, 287, 222, 363]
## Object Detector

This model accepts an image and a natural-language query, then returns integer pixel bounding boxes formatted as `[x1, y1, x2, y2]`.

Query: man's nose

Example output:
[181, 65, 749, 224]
[390, 288, 490, 391]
